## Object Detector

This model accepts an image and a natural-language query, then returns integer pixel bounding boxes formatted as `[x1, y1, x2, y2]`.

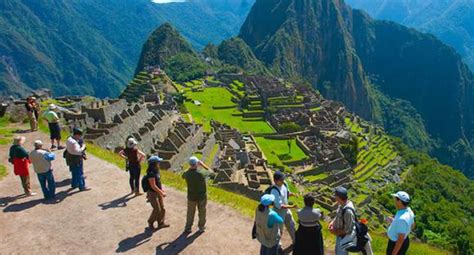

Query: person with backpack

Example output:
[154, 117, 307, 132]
[182, 156, 211, 233]
[386, 191, 415, 255]
[9, 136, 35, 196]
[254, 194, 284, 255]
[269, 171, 297, 245]
[294, 194, 324, 255]
[29, 140, 56, 200]
[119, 137, 146, 196]
[142, 156, 169, 230]
[329, 187, 373, 255]
[42, 104, 64, 150]
[65, 127, 90, 191]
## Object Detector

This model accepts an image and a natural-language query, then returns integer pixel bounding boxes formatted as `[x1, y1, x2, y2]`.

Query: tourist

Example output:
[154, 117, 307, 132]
[294, 194, 324, 255]
[270, 171, 297, 245]
[65, 127, 90, 191]
[8, 136, 35, 196]
[182, 156, 211, 233]
[25, 97, 39, 132]
[254, 194, 284, 255]
[143, 156, 169, 230]
[386, 191, 415, 255]
[329, 186, 373, 255]
[119, 137, 146, 196]
[29, 140, 56, 199]
[42, 104, 64, 150]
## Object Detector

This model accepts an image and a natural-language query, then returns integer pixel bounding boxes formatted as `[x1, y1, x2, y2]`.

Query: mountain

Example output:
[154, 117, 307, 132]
[0, 0, 255, 98]
[345, 0, 474, 71]
[238, 0, 474, 178]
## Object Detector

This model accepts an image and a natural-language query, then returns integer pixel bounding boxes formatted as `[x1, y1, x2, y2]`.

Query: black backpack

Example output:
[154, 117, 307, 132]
[343, 207, 369, 254]
[264, 182, 290, 197]
[141, 175, 150, 192]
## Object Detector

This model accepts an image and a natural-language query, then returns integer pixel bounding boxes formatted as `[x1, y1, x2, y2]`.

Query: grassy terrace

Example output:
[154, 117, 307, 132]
[255, 137, 308, 170]
[182, 87, 274, 133]
[345, 117, 398, 182]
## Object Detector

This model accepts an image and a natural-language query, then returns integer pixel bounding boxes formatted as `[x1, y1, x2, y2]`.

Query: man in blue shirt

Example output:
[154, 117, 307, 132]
[386, 191, 415, 255]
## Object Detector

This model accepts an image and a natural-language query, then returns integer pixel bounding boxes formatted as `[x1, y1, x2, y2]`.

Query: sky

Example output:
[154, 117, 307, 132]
[151, 0, 187, 3]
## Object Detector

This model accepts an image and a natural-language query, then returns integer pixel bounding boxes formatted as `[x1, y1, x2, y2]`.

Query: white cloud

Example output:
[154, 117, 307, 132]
[151, 0, 187, 4]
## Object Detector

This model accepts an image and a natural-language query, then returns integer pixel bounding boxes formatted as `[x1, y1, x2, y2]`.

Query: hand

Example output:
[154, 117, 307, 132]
[386, 216, 394, 224]
[161, 191, 167, 198]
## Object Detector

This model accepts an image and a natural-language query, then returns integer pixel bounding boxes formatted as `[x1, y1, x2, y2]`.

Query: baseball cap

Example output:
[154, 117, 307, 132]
[127, 138, 138, 148]
[34, 140, 43, 147]
[189, 156, 200, 166]
[273, 171, 286, 181]
[49, 104, 57, 110]
[148, 155, 163, 164]
[392, 191, 410, 203]
[72, 127, 83, 135]
[334, 186, 348, 200]
[260, 194, 275, 206]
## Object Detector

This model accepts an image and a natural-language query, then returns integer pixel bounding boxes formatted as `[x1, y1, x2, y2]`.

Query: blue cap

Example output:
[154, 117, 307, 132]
[148, 155, 163, 164]
[335, 186, 348, 199]
[273, 171, 286, 181]
[260, 194, 275, 206]
[189, 156, 200, 166]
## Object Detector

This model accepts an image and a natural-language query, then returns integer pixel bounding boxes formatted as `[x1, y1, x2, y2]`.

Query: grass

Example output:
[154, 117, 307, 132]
[254, 137, 309, 170]
[0, 164, 7, 180]
[183, 87, 273, 133]
[0, 115, 28, 145]
[304, 172, 329, 182]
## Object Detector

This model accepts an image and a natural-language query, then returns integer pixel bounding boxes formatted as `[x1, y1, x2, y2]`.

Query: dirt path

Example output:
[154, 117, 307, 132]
[0, 131, 286, 254]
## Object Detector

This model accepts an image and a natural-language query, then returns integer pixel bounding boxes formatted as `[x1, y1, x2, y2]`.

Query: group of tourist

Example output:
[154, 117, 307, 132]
[253, 171, 415, 255]
[8, 98, 416, 254]
[120, 137, 212, 232]
[8, 126, 90, 199]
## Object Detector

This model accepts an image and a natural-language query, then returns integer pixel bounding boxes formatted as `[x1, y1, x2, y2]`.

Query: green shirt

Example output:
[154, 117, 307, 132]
[43, 110, 59, 123]
[182, 168, 208, 201]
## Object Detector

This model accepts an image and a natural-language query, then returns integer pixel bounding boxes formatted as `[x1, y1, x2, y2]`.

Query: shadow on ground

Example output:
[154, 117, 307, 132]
[2, 188, 80, 212]
[98, 193, 137, 210]
[155, 231, 203, 255]
[116, 228, 154, 253]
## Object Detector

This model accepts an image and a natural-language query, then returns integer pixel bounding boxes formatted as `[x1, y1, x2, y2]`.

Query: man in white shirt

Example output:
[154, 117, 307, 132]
[66, 128, 90, 191]
[270, 171, 297, 245]
[29, 140, 56, 199]
[386, 191, 415, 255]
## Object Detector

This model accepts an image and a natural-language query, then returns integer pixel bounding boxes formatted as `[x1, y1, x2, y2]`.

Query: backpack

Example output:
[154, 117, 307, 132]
[141, 175, 150, 192]
[264, 182, 290, 197]
[342, 207, 369, 254]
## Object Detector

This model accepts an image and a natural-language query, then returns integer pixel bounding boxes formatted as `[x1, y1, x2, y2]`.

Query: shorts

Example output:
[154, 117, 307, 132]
[49, 122, 61, 140]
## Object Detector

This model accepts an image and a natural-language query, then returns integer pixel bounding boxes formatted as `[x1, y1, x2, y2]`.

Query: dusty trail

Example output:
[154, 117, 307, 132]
[0, 131, 271, 254]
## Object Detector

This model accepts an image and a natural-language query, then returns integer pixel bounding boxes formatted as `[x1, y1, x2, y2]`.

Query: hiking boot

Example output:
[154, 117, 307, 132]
[50, 145, 57, 150]
[198, 228, 206, 233]
[80, 187, 91, 192]
[135, 191, 143, 196]
[183, 228, 192, 234]
[57, 146, 65, 150]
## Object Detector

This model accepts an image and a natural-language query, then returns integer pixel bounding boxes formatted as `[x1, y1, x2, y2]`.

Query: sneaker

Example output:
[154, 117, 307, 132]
[198, 228, 206, 233]
[183, 229, 192, 234]
[79, 187, 91, 192]
[135, 191, 143, 196]
[26, 192, 37, 196]
[51, 145, 57, 149]
[57, 146, 65, 150]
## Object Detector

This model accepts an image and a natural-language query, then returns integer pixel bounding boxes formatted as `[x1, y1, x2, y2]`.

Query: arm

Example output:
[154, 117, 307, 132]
[391, 234, 406, 255]
[137, 150, 146, 162]
[198, 160, 211, 171]
[68, 140, 85, 156]
[148, 178, 166, 197]
[118, 150, 127, 159]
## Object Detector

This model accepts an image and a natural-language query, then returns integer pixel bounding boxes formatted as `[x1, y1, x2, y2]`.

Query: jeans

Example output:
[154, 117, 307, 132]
[37, 170, 56, 199]
[185, 198, 207, 231]
[70, 163, 85, 190]
[260, 243, 279, 255]
[128, 164, 141, 192]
